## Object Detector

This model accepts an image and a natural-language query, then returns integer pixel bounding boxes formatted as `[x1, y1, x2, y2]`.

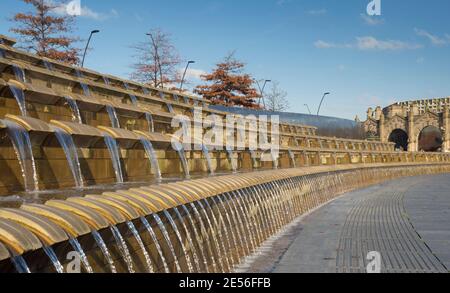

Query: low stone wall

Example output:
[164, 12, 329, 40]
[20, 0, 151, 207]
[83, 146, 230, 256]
[1, 163, 449, 273]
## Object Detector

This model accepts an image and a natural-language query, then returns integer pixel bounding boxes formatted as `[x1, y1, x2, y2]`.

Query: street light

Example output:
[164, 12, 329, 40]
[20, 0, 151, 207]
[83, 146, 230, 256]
[304, 104, 312, 115]
[180, 60, 195, 91]
[317, 92, 331, 116]
[146, 33, 164, 88]
[256, 79, 271, 109]
[81, 30, 100, 67]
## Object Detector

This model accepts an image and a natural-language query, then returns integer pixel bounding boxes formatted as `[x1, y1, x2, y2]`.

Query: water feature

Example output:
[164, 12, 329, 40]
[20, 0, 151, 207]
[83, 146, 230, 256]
[91, 231, 117, 273]
[126, 221, 154, 273]
[187, 203, 219, 272]
[42, 60, 54, 71]
[166, 103, 175, 114]
[173, 94, 180, 102]
[140, 216, 169, 273]
[145, 112, 155, 132]
[288, 150, 296, 168]
[103, 134, 124, 183]
[221, 193, 250, 255]
[8, 84, 27, 116]
[74, 69, 83, 78]
[183, 96, 189, 104]
[64, 96, 82, 124]
[68, 238, 93, 273]
[12, 64, 26, 83]
[124, 83, 139, 105]
[106, 105, 120, 128]
[142, 87, 150, 95]
[0, 48, 5, 58]
[226, 147, 237, 173]
[250, 150, 258, 169]
[103, 76, 110, 86]
[42, 246, 64, 273]
[79, 82, 91, 96]
[215, 196, 240, 263]
[3, 120, 39, 191]
[195, 201, 226, 272]
[163, 210, 194, 273]
[11, 255, 31, 273]
[110, 225, 135, 273]
[140, 138, 162, 181]
[176, 146, 190, 179]
[152, 214, 182, 272]
[159, 92, 166, 100]
[53, 127, 84, 188]
[172, 207, 201, 272]
[201, 144, 214, 175]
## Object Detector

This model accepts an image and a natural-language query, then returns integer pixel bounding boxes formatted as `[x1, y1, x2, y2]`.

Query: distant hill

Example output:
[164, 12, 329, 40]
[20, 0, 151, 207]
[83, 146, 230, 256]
[210, 106, 365, 139]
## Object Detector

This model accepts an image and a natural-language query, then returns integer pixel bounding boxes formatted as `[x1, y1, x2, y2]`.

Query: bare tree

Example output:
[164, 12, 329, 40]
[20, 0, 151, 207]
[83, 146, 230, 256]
[130, 28, 181, 88]
[264, 81, 289, 112]
[10, 0, 80, 65]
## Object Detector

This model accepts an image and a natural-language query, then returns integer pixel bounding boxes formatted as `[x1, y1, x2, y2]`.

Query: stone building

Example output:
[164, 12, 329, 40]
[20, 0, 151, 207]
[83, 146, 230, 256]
[363, 98, 450, 152]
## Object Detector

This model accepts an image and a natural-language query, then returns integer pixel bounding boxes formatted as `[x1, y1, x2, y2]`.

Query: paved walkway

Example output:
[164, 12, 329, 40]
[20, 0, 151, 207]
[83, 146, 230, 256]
[258, 174, 450, 273]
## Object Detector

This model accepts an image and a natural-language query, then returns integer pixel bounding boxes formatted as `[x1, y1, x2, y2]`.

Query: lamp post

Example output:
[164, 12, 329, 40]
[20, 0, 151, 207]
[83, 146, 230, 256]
[180, 60, 195, 91]
[304, 104, 312, 115]
[256, 79, 271, 109]
[81, 30, 100, 67]
[147, 33, 164, 88]
[317, 92, 331, 116]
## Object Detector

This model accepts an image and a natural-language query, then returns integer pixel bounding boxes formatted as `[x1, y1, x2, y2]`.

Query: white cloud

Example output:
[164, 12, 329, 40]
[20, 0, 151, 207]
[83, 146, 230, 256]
[360, 14, 384, 26]
[315, 36, 422, 51]
[178, 68, 206, 80]
[50, 0, 118, 21]
[414, 28, 449, 46]
[308, 9, 327, 16]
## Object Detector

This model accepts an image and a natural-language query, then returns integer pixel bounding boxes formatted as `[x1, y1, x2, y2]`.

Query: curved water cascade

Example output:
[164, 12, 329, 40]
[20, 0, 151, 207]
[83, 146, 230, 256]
[91, 230, 117, 273]
[106, 105, 120, 129]
[12, 64, 25, 83]
[53, 127, 84, 188]
[201, 144, 214, 175]
[126, 221, 154, 273]
[110, 225, 135, 273]
[139, 138, 162, 181]
[64, 96, 82, 124]
[152, 214, 182, 273]
[103, 134, 124, 183]
[140, 216, 170, 273]
[8, 84, 27, 116]
[68, 238, 93, 273]
[42, 246, 64, 273]
[226, 147, 237, 173]
[10, 255, 31, 273]
[145, 113, 155, 133]
[103, 76, 110, 86]
[2, 120, 39, 192]
[166, 103, 174, 114]
[288, 150, 296, 168]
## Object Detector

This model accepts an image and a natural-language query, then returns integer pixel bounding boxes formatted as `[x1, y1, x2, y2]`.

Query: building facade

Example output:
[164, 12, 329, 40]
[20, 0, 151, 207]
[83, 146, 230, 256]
[363, 98, 450, 152]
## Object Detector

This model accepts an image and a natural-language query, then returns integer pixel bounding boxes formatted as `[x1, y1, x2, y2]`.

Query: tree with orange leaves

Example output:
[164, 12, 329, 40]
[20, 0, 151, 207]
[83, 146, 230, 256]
[195, 52, 261, 109]
[10, 0, 80, 65]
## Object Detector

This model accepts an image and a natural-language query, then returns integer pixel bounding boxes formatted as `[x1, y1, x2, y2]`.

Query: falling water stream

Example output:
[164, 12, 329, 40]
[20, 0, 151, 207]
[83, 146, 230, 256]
[68, 238, 93, 273]
[12, 64, 26, 82]
[91, 230, 117, 273]
[187, 203, 218, 272]
[110, 225, 135, 273]
[11, 255, 31, 273]
[162, 210, 194, 273]
[226, 148, 237, 173]
[176, 146, 190, 179]
[288, 150, 296, 167]
[53, 127, 84, 188]
[106, 105, 120, 128]
[64, 96, 82, 124]
[43, 60, 54, 71]
[42, 246, 64, 273]
[140, 138, 162, 181]
[103, 134, 124, 183]
[8, 84, 27, 116]
[145, 113, 155, 132]
[173, 207, 201, 272]
[152, 214, 182, 273]
[3, 120, 39, 191]
[166, 103, 174, 114]
[140, 216, 169, 273]
[126, 221, 154, 273]
[201, 144, 214, 175]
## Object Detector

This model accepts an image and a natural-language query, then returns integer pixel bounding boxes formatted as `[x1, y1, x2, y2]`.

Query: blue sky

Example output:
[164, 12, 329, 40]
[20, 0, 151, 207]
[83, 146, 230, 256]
[1, 0, 450, 120]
